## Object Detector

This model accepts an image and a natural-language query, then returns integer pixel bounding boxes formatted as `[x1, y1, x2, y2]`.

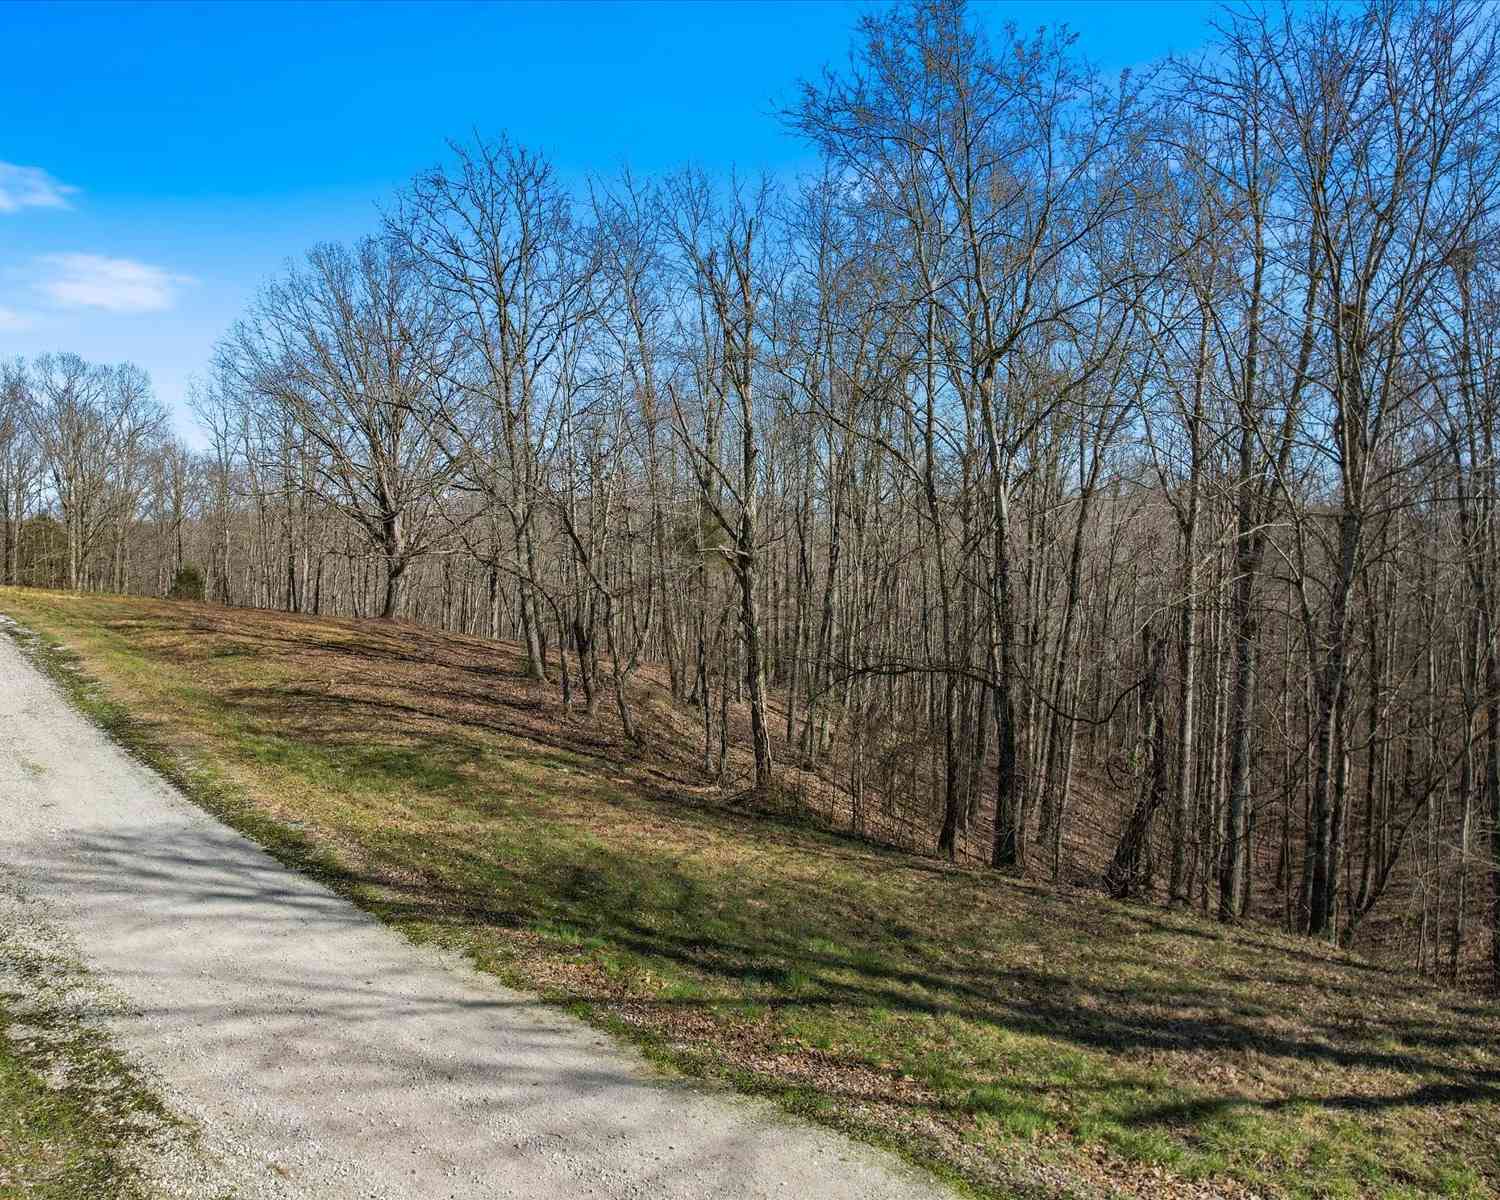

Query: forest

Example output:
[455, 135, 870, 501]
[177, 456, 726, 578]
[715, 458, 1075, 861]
[4, 0, 1500, 991]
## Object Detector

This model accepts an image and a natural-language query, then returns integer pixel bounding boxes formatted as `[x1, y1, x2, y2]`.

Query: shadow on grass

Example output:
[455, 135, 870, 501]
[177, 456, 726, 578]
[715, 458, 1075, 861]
[9, 594, 1500, 1196]
[27, 822, 1500, 1130]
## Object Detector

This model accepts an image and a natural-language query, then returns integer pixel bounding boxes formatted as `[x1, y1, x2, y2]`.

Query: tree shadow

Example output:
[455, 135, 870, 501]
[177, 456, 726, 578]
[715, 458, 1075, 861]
[25, 597, 1500, 1191]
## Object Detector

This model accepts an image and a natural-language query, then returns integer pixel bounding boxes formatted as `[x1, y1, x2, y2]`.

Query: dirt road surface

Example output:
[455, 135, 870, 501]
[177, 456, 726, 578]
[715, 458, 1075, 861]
[0, 627, 951, 1200]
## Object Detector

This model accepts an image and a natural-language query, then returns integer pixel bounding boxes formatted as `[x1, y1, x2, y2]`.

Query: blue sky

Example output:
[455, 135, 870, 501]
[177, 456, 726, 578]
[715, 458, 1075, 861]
[0, 0, 1219, 443]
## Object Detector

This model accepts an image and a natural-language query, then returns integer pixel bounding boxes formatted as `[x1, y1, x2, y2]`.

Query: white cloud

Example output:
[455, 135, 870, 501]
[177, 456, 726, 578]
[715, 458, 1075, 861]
[0, 162, 77, 214]
[36, 253, 195, 314]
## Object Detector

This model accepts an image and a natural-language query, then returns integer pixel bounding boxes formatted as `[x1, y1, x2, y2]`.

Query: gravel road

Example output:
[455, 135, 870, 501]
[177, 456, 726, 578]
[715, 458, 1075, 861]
[0, 626, 952, 1200]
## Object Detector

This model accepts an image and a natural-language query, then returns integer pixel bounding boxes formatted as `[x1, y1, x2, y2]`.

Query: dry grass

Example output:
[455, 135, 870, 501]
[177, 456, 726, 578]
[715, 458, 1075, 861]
[3, 587, 1498, 1200]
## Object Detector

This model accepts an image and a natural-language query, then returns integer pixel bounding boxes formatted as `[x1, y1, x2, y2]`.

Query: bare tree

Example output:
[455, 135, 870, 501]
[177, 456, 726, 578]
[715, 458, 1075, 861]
[219, 238, 462, 619]
[30, 353, 165, 592]
[393, 136, 593, 673]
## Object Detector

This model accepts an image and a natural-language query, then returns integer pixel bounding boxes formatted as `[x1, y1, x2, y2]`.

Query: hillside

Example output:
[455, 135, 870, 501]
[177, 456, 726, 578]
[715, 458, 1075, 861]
[2, 587, 1497, 1200]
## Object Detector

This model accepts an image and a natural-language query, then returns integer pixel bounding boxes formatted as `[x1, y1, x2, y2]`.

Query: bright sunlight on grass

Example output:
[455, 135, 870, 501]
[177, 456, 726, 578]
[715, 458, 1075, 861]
[3, 588, 1497, 1200]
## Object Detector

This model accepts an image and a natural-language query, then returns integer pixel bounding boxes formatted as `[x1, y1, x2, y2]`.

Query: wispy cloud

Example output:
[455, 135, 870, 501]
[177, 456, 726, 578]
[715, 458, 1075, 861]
[0, 162, 78, 214]
[36, 253, 195, 314]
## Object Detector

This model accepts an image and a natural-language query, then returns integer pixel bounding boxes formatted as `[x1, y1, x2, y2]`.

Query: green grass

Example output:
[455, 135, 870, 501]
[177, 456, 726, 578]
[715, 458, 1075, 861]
[0, 916, 175, 1199]
[3, 588, 1498, 1200]
[0, 1036, 128, 1199]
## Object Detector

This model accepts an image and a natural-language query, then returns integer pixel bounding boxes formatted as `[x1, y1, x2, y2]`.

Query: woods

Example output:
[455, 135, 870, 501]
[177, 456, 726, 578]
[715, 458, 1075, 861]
[6, 0, 1500, 991]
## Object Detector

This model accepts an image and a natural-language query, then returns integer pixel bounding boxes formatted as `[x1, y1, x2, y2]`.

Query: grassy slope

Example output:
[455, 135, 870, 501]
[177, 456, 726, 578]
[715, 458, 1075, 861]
[1, 588, 1497, 1200]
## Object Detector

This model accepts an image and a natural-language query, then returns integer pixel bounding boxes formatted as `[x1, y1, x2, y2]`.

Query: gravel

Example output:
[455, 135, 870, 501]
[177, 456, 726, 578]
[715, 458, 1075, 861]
[0, 629, 953, 1200]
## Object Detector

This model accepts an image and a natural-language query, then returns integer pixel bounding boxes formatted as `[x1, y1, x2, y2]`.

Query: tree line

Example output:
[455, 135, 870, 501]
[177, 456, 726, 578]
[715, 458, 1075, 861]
[4, 0, 1500, 990]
